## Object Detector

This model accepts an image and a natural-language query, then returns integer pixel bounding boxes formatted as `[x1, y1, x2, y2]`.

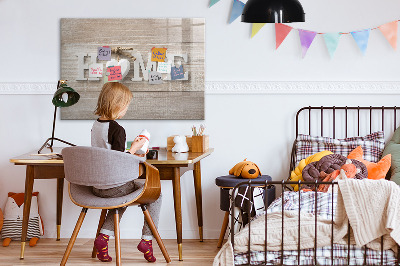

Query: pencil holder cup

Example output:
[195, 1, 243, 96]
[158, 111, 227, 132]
[191, 135, 209, 153]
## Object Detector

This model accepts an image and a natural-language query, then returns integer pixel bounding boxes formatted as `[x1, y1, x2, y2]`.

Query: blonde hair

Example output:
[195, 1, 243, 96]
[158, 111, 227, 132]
[95, 82, 133, 120]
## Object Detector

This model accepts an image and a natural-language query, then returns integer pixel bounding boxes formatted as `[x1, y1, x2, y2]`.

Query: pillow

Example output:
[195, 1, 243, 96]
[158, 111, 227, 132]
[382, 126, 400, 184]
[348, 146, 391, 180]
[295, 131, 385, 166]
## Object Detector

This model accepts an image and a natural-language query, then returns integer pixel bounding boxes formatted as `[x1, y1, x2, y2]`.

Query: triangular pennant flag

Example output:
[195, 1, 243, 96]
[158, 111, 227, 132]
[323, 33, 341, 58]
[378, 21, 398, 50]
[351, 29, 370, 55]
[229, 0, 245, 24]
[251, 23, 266, 38]
[209, 0, 220, 7]
[298, 29, 317, 58]
[275, 23, 293, 49]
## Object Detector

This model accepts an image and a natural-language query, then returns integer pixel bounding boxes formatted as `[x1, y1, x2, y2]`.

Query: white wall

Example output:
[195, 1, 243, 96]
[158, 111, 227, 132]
[1, 0, 400, 240]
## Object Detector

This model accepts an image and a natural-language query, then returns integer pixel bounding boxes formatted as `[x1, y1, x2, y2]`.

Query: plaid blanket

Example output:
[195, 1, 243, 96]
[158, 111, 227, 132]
[234, 244, 397, 265]
[234, 191, 397, 265]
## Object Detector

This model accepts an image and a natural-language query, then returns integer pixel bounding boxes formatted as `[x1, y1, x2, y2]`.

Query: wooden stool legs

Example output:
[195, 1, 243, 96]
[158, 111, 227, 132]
[60, 208, 88, 266]
[141, 205, 171, 263]
[114, 209, 121, 266]
[91, 209, 108, 258]
[217, 211, 230, 248]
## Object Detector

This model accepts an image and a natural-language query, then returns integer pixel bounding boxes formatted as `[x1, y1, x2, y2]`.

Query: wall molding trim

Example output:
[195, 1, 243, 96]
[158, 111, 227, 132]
[0, 83, 56, 94]
[1, 81, 400, 95]
[206, 81, 400, 94]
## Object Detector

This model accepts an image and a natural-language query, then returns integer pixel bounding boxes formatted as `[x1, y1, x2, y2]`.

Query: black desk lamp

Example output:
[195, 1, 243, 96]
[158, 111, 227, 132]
[241, 0, 305, 23]
[38, 80, 80, 154]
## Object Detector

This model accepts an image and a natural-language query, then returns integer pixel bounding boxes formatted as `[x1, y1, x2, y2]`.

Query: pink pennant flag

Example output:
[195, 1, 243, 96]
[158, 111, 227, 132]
[275, 23, 293, 49]
[378, 21, 398, 50]
[298, 29, 318, 58]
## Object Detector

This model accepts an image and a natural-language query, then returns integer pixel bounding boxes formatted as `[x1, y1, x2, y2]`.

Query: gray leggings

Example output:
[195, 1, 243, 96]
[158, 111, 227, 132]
[92, 180, 162, 240]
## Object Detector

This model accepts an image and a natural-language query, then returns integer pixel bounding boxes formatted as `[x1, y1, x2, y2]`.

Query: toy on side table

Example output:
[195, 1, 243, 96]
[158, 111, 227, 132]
[229, 159, 261, 179]
[172, 135, 189, 153]
[1, 192, 44, 247]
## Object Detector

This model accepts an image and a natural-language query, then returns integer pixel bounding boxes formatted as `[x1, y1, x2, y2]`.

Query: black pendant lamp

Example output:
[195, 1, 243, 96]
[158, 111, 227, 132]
[242, 0, 305, 23]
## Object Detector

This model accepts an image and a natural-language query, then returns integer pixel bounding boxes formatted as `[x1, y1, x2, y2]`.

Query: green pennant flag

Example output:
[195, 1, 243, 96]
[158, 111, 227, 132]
[209, 0, 220, 7]
[323, 33, 341, 58]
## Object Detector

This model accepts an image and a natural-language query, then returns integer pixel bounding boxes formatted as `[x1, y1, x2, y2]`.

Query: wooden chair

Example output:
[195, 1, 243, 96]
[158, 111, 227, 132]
[60, 146, 171, 265]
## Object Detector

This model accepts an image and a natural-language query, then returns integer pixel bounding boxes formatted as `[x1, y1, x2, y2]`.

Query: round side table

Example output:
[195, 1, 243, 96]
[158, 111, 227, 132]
[215, 175, 275, 248]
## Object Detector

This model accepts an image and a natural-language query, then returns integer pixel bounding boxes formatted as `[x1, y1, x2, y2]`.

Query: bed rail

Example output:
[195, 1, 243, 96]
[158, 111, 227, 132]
[230, 180, 400, 266]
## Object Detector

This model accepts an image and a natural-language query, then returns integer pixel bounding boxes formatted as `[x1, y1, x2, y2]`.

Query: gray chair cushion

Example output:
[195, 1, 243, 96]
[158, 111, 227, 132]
[62, 146, 145, 188]
[69, 180, 145, 208]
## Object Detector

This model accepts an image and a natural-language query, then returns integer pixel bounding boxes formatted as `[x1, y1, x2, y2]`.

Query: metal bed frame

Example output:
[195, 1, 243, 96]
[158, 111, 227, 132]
[230, 106, 400, 266]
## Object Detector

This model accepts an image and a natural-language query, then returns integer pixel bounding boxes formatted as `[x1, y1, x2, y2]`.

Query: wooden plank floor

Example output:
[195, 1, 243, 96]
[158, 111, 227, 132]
[0, 239, 222, 265]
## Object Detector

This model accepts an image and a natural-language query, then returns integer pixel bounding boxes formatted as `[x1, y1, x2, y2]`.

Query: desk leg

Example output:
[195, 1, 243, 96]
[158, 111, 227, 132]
[20, 165, 34, 259]
[172, 167, 183, 261]
[193, 161, 203, 242]
[56, 178, 64, 241]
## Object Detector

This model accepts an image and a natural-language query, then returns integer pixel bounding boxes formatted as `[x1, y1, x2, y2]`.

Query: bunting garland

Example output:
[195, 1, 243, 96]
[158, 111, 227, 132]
[378, 21, 397, 50]
[323, 33, 341, 58]
[229, 0, 245, 24]
[275, 23, 292, 49]
[209, 0, 220, 8]
[351, 29, 370, 55]
[208, 1, 399, 58]
[251, 23, 266, 38]
[298, 30, 317, 58]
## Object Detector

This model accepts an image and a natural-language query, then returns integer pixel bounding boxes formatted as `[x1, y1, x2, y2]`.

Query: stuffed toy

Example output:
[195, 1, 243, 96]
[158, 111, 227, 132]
[172, 135, 189, 153]
[1, 192, 44, 247]
[301, 154, 368, 191]
[289, 150, 333, 191]
[229, 159, 261, 179]
[317, 160, 360, 193]
[348, 146, 391, 180]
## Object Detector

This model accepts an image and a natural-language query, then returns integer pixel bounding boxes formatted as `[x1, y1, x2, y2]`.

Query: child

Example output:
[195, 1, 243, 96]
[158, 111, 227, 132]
[91, 82, 162, 263]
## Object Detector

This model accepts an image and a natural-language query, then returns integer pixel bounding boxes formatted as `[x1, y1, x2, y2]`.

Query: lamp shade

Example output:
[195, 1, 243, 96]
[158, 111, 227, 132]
[52, 83, 80, 107]
[241, 0, 305, 23]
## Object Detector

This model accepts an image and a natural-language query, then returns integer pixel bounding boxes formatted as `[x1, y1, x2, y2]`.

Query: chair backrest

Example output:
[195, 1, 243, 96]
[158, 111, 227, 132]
[62, 146, 145, 187]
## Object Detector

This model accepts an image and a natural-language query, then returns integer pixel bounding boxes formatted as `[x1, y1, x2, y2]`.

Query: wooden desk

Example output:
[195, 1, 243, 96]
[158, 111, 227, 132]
[9, 148, 64, 259]
[10, 147, 213, 261]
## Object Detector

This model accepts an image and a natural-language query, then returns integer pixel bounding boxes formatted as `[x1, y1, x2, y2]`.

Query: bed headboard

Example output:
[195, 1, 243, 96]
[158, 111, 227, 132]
[290, 106, 400, 179]
[295, 106, 400, 138]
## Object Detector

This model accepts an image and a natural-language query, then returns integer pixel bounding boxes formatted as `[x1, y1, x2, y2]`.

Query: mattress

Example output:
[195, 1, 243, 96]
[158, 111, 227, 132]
[233, 191, 397, 265]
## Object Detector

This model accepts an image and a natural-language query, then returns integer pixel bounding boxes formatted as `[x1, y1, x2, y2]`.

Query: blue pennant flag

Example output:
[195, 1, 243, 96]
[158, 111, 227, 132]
[351, 29, 371, 55]
[323, 33, 341, 58]
[209, 0, 220, 7]
[229, 0, 245, 24]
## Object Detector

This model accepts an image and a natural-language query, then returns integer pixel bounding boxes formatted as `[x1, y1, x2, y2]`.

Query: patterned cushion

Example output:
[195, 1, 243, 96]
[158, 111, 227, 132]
[295, 131, 385, 166]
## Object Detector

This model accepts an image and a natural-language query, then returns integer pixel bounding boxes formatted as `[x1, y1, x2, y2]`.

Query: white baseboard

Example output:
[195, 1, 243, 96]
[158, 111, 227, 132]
[1, 81, 400, 95]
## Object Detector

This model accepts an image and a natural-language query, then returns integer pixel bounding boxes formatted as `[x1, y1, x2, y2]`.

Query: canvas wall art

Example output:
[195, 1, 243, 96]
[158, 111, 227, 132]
[60, 18, 205, 120]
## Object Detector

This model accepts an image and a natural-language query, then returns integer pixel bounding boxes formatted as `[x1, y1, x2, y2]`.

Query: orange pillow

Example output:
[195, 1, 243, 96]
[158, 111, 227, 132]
[347, 146, 391, 180]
